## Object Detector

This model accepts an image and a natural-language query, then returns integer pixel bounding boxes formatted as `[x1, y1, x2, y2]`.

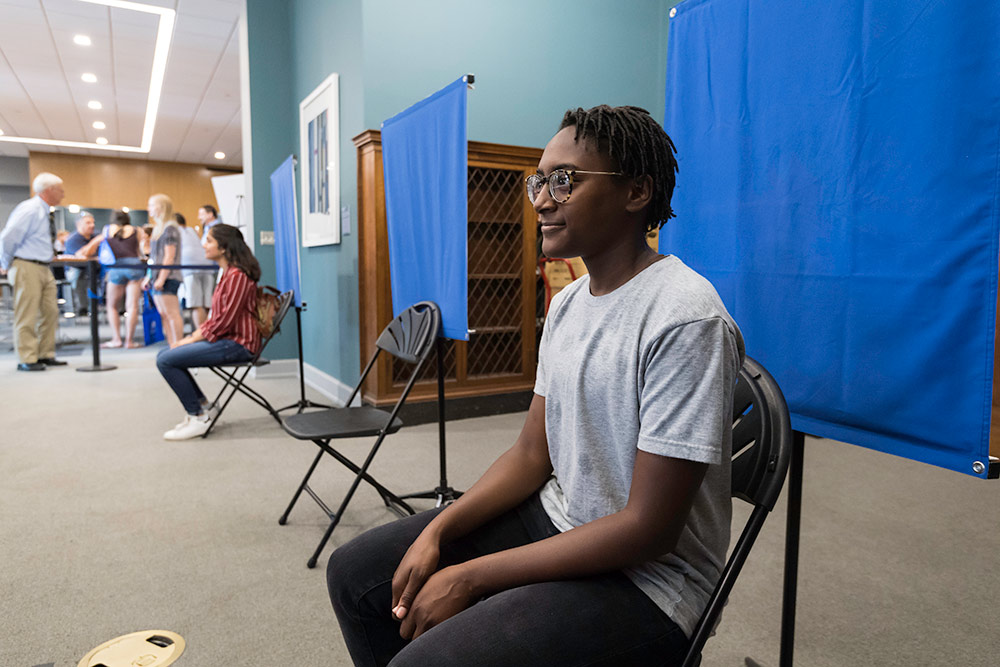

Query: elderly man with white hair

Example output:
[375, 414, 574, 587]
[0, 172, 69, 371]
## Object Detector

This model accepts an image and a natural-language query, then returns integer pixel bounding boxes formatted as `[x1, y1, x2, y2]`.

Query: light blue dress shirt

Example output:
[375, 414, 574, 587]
[0, 196, 54, 270]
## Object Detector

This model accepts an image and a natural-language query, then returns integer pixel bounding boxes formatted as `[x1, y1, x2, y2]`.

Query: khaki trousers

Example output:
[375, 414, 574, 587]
[8, 259, 59, 363]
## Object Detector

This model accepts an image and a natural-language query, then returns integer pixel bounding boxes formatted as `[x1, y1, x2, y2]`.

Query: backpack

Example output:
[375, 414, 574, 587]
[255, 285, 282, 338]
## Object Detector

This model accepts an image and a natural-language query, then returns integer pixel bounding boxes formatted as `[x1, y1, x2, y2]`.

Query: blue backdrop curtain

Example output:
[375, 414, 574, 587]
[381, 76, 469, 340]
[662, 0, 1000, 477]
[270, 155, 302, 307]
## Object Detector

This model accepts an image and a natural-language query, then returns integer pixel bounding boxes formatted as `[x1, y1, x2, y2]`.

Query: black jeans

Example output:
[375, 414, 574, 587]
[327, 494, 690, 667]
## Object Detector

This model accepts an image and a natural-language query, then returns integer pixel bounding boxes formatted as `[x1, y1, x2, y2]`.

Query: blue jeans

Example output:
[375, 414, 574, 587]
[327, 494, 690, 667]
[156, 339, 252, 415]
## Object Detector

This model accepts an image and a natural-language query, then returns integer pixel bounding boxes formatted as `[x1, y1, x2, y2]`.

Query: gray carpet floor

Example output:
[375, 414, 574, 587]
[1, 343, 998, 666]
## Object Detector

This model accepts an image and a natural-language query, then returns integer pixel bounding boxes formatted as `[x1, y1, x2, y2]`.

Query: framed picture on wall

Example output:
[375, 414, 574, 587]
[299, 73, 340, 246]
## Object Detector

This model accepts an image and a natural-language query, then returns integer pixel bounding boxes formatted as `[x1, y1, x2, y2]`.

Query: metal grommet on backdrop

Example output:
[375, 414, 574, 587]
[670, 7, 677, 18]
[972, 461, 985, 475]
[77, 630, 185, 667]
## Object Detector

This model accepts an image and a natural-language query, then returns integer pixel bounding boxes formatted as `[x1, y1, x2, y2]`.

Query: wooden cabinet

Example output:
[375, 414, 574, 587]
[354, 130, 543, 407]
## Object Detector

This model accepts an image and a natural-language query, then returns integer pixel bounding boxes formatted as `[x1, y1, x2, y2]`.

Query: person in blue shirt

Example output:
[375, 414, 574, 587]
[0, 172, 69, 371]
[63, 212, 101, 316]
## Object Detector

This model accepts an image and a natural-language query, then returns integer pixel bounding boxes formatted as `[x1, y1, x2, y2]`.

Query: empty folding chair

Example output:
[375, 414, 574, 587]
[681, 356, 793, 666]
[279, 301, 441, 568]
[203, 288, 294, 437]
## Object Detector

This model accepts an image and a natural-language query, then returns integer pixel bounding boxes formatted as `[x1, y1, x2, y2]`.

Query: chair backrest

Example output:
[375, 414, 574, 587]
[255, 289, 295, 359]
[681, 355, 792, 667]
[731, 356, 793, 511]
[345, 301, 441, 409]
[374, 301, 440, 365]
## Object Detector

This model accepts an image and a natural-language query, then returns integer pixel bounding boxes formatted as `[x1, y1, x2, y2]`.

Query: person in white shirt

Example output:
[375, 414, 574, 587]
[0, 172, 69, 371]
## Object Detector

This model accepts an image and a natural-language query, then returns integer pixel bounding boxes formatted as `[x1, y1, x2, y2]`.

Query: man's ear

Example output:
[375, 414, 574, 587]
[624, 175, 654, 214]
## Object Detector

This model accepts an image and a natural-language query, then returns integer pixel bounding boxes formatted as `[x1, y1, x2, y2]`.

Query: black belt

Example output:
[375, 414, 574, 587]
[14, 257, 51, 266]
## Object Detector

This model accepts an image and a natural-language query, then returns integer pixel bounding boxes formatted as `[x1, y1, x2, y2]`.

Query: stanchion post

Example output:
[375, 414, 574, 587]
[77, 259, 116, 373]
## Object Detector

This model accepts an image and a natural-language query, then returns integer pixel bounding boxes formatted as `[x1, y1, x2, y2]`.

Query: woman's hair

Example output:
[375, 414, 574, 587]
[149, 193, 175, 238]
[173, 212, 187, 227]
[111, 210, 131, 239]
[559, 105, 679, 232]
[209, 224, 260, 282]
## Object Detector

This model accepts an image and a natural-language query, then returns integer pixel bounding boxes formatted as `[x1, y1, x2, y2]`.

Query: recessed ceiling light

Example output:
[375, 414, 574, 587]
[68, 204, 81, 213]
[0, 2, 175, 154]
[96, 137, 109, 145]
[214, 151, 226, 160]
[88, 100, 102, 110]
[122, 207, 130, 213]
[92, 121, 106, 130]
[0, 129, 4, 136]
[82, 73, 98, 83]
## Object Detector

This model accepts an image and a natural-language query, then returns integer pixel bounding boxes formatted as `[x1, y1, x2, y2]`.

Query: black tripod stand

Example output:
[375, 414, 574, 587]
[400, 336, 462, 506]
[278, 303, 332, 414]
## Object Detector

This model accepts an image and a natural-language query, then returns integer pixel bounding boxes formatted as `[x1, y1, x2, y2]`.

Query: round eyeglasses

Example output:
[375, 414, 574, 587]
[524, 168, 624, 204]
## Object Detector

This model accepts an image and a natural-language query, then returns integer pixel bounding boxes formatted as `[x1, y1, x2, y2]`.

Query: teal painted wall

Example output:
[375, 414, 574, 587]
[245, 0, 678, 387]
[245, 0, 297, 358]
[361, 0, 674, 147]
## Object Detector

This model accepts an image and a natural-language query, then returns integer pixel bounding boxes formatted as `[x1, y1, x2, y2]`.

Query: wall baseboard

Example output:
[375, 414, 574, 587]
[251, 358, 357, 407]
[250, 358, 298, 379]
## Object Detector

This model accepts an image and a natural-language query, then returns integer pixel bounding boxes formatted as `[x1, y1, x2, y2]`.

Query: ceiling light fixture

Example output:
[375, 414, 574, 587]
[0, 129, 4, 136]
[82, 73, 98, 83]
[214, 152, 226, 160]
[96, 137, 109, 145]
[93, 121, 106, 130]
[73, 34, 92, 46]
[0, 0, 175, 154]
[122, 207, 130, 213]
[68, 204, 82, 213]
[88, 100, 102, 110]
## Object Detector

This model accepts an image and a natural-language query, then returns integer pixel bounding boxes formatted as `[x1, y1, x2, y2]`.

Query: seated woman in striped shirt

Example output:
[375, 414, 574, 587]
[156, 223, 261, 440]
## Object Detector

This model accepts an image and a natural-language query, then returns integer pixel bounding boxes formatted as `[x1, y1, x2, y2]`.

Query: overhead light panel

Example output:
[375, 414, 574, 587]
[88, 100, 102, 110]
[0, 0, 176, 154]
[214, 152, 226, 160]
[96, 137, 109, 145]
[93, 121, 106, 130]
[68, 204, 82, 213]
[122, 207, 130, 213]
[0, 129, 4, 136]
[82, 73, 98, 83]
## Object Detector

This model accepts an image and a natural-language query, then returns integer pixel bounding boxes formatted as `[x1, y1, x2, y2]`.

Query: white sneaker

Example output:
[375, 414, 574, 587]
[163, 414, 212, 440]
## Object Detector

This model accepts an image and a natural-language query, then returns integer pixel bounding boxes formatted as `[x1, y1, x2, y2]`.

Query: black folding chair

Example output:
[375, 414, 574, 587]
[681, 356, 793, 667]
[203, 288, 294, 438]
[279, 301, 441, 568]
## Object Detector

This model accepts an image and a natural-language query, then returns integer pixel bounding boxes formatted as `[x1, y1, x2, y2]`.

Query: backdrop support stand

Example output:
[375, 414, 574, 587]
[400, 336, 462, 507]
[745, 430, 805, 667]
[278, 303, 331, 413]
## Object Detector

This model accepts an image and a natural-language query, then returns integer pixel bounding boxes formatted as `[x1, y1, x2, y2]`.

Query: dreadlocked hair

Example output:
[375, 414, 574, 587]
[559, 105, 679, 232]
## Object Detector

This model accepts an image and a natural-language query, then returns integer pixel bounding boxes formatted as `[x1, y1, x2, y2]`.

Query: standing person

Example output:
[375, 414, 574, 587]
[0, 173, 69, 371]
[142, 194, 185, 346]
[63, 212, 100, 316]
[102, 210, 146, 348]
[194, 204, 221, 322]
[326, 106, 745, 666]
[155, 223, 261, 440]
[176, 212, 215, 332]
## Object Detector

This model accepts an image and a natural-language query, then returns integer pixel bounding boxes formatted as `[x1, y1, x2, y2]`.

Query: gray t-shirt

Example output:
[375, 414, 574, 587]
[150, 223, 183, 282]
[533, 255, 744, 638]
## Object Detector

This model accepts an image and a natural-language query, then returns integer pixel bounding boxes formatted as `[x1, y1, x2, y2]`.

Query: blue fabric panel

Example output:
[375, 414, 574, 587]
[663, 0, 1000, 477]
[381, 77, 468, 340]
[270, 155, 302, 307]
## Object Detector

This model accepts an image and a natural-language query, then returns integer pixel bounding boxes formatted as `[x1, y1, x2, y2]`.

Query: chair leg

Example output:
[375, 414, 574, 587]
[320, 442, 416, 517]
[279, 446, 325, 525]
